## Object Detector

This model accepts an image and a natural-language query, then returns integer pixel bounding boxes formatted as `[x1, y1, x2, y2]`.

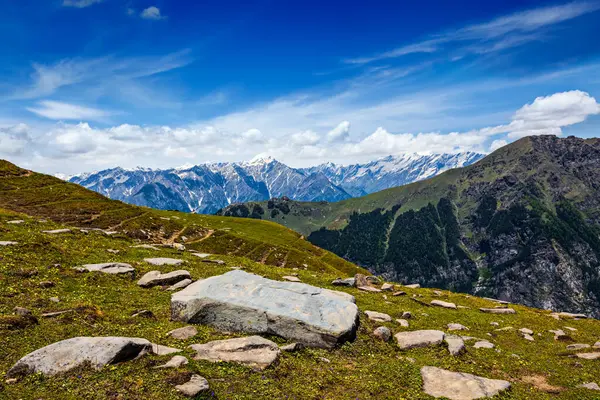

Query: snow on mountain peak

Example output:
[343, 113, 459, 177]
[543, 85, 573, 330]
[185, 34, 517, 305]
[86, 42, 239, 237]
[248, 154, 277, 165]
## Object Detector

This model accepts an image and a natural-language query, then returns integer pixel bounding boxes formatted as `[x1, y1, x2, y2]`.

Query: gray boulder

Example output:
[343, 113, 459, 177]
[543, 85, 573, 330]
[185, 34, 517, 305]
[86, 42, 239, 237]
[137, 270, 191, 288]
[189, 336, 280, 370]
[421, 366, 511, 399]
[479, 308, 516, 314]
[168, 278, 193, 291]
[395, 330, 445, 350]
[373, 326, 392, 342]
[332, 277, 355, 287]
[445, 335, 465, 356]
[76, 263, 134, 275]
[168, 326, 198, 340]
[171, 270, 359, 348]
[155, 355, 188, 369]
[175, 374, 210, 397]
[7, 337, 151, 378]
[144, 257, 184, 266]
[431, 300, 457, 309]
[43, 229, 71, 234]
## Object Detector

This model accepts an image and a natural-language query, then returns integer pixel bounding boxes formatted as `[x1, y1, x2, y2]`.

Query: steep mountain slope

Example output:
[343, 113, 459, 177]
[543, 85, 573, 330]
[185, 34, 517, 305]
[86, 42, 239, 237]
[2, 161, 600, 399]
[218, 136, 600, 317]
[68, 153, 483, 215]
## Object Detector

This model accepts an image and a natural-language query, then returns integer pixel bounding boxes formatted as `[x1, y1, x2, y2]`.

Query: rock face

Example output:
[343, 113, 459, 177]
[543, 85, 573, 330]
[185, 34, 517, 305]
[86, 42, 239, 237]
[171, 270, 359, 348]
[137, 270, 191, 288]
[7, 337, 151, 378]
[189, 336, 280, 370]
[76, 262, 135, 274]
[421, 366, 511, 400]
[395, 330, 445, 350]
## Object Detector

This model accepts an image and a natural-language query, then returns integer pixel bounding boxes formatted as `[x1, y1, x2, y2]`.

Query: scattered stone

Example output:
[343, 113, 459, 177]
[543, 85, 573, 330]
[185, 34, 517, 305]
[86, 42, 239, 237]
[576, 353, 600, 360]
[396, 319, 409, 327]
[395, 330, 445, 350]
[168, 279, 193, 291]
[319, 357, 331, 363]
[392, 291, 406, 296]
[447, 323, 468, 331]
[76, 262, 135, 275]
[401, 311, 412, 319]
[358, 286, 382, 293]
[483, 297, 510, 305]
[567, 344, 591, 350]
[172, 243, 185, 251]
[152, 344, 182, 356]
[404, 283, 420, 289]
[594, 342, 600, 349]
[6, 337, 152, 378]
[364, 310, 392, 323]
[280, 343, 304, 352]
[167, 326, 198, 340]
[354, 273, 369, 287]
[132, 244, 160, 250]
[13, 307, 31, 316]
[445, 335, 465, 356]
[431, 300, 457, 309]
[0, 241, 18, 246]
[433, 290, 442, 296]
[42, 229, 71, 234]
[103, 231, 118, 236]
[522, 334, 534, 341]
[381, 283, 394, 291]
[171, 270, 359, 349]
[490, 322, 499, 327]
[549, 329, 567, 340]
[578, 382, 600, 391]
[49, 297, 60, 303]
[189, 336, 280, 370]
[331, 277, 355, 287]
[558, 312, 587, 319]
[191, 252, 212, 258]
[201, 259, 226, 265]
[131, 310, 154, 318]
[155, 355, 188, 369]
[39, 281, 55, 289]
[7, 220, 25, 224]
[421, 366, 511, 400]
[473, 340, 494, 349]
[519, 328, 533, 335]
[41, 310, 73, 318]
[106, 249, 120, 254]
[479, 308, 515, 314]
[282, 275, 301, 282]
[137, 270, 191, 288]
[564, 326, 577, 332]
[144, 257, 184, 266]
[373, 326, 392, 342]
[174, 374, 210, 397]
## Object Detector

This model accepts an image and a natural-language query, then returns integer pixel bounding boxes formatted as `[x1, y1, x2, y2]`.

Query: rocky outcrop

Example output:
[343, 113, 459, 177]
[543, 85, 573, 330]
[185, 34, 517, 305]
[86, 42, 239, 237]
[7, 337, 151, 378]
[171, 270, 359, 348]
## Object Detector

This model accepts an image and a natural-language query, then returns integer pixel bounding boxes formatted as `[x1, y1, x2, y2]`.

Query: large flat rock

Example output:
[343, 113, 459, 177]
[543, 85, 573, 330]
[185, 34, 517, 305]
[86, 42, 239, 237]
[395, 330, 445, 350]
[171, 270, 359, 348]
[138, 270, 191, 288]
[421, 366, 511, 399]
[76, 263, 135, 274]
[189, 336, 280, 370]
[7, 337, 151, 378]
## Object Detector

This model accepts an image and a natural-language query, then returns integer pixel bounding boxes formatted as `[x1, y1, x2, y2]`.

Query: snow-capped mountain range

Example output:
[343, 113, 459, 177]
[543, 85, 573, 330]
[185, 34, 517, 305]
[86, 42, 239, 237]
[67, 152, 485, 214]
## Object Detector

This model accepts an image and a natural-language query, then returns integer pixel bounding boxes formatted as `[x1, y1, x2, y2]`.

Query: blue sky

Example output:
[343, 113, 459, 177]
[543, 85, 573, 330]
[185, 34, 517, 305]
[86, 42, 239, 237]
[1, 0, 600, 174]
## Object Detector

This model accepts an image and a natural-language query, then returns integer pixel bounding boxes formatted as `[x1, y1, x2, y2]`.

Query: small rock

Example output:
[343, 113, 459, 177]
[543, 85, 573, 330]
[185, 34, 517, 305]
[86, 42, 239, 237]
[558, 312, 587, 319]
[365, 310, 392, 323]
[39, 281, 55, 289]
[445, 335, 465, 356]
[401, 311, 412, 319]
[519, 328, 533, 335]
[433, 290, 442, 296]
[358, 286, 382, 293]
[144, 257, 184, 266]
[421, 366, 511, 400]
[490, 322, 499, 326]
[174, 374, 210, 397]
[447, 323, 468, 331]
[549, 329, 567, 340]
[567, 344, 591, 350]
[381, 283, 394, 291]
[396, 319, 409, 327]
[42, 229, 71, 234]
[576, 353, 600, 360]
[395, 330, 445, 350]
[168, 326, 198, 340]
[151, 344, 182, 355]
[131, 310, 154, 318]
[522, 334, 534, 341]
[431, 300, 457, 309]
[106, 249, 120, 254]
[564, 326, 577, 332]
[319, 357, 331, 363]
[282, 275, 301, 282]
[578, 382, 600, 391]
[154, 355, 188, 369]
[172, 243, 185, 251]
[473, 340, 494, 349]
[354, 274, 368, 287]
[137, 270, 191, 288]
[41, 310, 73, 318]
[201, 259, 226, 265]
[132, 244, 160, 250]
[167, 279, 193, 291]
[332, 277, 355, 287]
[280, 343, 304, 352]
[404, 283, 420, 289]
[189, 336, 280, 370]
[373, 326, 392, 342]
[77, 262, 135, 275]
[0, 241, 18, 246]
[479, 308, 516, 314]
[49, 297, 60, 303]
[593, 342, 600, 349]
[392, 291, 406, 296]
[7, 219, 25, 224]
[191, 252, 212, 258]
[13, 307, 31, 316]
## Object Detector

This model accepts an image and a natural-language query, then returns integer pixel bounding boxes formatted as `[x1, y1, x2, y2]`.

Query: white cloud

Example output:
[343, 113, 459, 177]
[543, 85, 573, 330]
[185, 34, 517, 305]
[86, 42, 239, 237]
[326, 121, 350, 142]
[291, 130, 320, 146]
[345, 2, 600, 64]
[0, 124, 31, 156]
[141, 6, 165, 20]
[62, 0, 103, 8]
[27, 101, 113, 121]
[490, 139, 508, 152]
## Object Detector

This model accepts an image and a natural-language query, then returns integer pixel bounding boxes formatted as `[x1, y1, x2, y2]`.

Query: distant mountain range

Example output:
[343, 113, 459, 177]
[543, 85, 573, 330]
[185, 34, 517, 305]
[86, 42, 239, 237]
[67, 152, 485, 214]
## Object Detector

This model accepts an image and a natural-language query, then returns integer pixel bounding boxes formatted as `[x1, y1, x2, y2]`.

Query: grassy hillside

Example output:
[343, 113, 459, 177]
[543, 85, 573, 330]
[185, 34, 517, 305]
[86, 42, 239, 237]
[2, 158, 600, 399]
